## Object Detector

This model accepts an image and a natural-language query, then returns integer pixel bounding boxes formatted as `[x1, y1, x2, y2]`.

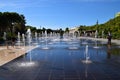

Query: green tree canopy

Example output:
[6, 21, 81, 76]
[0, 12, 26, 40]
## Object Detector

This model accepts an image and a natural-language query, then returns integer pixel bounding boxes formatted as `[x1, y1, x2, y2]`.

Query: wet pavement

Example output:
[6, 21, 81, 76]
[0, 39, 120, 80]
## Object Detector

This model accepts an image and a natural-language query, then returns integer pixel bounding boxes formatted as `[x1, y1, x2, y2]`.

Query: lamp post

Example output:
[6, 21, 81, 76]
[96, 20, 99, 38]
[12, 22, 15, 33]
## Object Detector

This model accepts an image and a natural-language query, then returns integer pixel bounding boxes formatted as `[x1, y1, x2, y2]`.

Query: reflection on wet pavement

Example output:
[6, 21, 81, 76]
[0, 39, 120, 80]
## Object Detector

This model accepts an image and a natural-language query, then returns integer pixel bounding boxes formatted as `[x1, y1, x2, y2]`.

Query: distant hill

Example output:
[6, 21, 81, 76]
[78, 15, 120, 39]
[98, 15, 120, 39]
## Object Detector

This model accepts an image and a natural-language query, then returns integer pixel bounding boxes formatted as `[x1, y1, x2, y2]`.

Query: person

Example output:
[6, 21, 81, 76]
[107, 33, 112, 45]
[11, 37, 16, 48]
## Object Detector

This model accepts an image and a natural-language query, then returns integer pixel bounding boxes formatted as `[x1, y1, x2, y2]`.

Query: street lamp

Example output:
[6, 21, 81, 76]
[12, 22, 15, 33]
[96, 20, 99, 38]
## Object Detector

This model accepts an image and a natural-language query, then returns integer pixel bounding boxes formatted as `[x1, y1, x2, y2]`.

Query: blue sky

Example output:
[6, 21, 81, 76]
[0, 0, 120, 30]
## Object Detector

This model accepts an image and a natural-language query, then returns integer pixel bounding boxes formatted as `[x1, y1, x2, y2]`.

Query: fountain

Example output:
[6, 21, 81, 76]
[39, 32, 43, 43]
[48, 32, 54, 45]
[18, 28, 35, 66]
[68, 43, 79, 50]
[81, 31, 88, 45]
[22, 34, 25, 49]
[93, 40, 100, 49]
[40, 31, 45, 42]
[20, 61, 35, 67]
[93, 30, 100, 49]
[33, 32, 38, 45]
[17, 32, 21, 49]
[81, 38, 88, 45]
[42, 30, 50, 49]
[68, 32, 79, 50]
[101, 31, 107, 44]
[3, 32, 6, 40]
[102, 31, 104, 39]
[35, 32, 38, 43]
[19, 49, 35, 67]
[26, 28, 32, 52]
[82, 45, 92, 64]
[1, 31, 120, 80]
[95, 30, 98, 38]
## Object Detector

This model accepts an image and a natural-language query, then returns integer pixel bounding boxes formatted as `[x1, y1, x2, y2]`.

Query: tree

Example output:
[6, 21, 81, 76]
[59, 28, 64, 38]
[65, 27, 69, 33]
[0, 12, 26, 41]
[0, 12, 8, 33]
[47, 29, 53, 34]
[42, 27, 46, 33]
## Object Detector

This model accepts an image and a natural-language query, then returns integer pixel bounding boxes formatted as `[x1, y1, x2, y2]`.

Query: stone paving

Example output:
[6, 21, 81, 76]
[0, 39, 120, 80]
[0, 46, 36, 66]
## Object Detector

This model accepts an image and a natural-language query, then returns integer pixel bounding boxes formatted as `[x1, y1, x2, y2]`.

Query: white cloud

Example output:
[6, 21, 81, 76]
[0, 0, 49, 8]
[0, 3, 17, 8]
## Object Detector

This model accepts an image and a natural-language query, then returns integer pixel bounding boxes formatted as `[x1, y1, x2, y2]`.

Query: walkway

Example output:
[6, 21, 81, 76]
[0, 46, 36, 66]
[79, 37, 120, 45]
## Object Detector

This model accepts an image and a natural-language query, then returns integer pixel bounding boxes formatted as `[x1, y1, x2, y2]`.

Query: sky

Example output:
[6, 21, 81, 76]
[0, 0, 120, 30]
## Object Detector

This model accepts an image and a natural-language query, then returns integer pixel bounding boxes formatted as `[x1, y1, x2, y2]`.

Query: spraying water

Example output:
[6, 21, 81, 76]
[17, 32, 21, 48]
[42, 30, 50, 49]
[68, 32, 78, 50]
[3, 32, 6, 40]
[82, 45, 92, 64]
[26, 28, 32, 61]
[22, 34, 25, 49]
[35, 32, 38, 43]
[93, 30, 100, 49]
[85, 45, 89, 62]
[27, 29, 32, 45]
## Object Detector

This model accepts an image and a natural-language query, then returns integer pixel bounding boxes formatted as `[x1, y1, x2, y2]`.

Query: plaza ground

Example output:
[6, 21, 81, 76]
[0, 37, 120, 80]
